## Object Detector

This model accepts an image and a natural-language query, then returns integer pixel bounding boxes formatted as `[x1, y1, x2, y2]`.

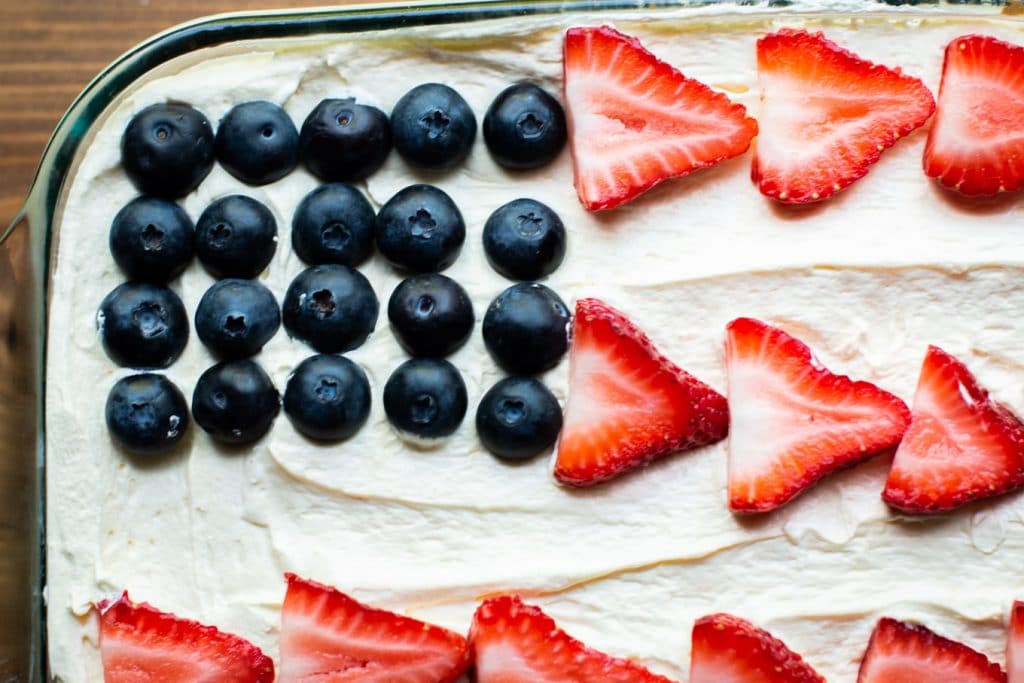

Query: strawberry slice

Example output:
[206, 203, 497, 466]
[554, 297, 729, 487]
[725, 317, 910, 513]
[753, 29, 935, 203]
[690, 613, 825, 683]
[858, 617, 1006, 682]
[1008, 601, 1024, 683]
[563, 25, 757, 211]
[882, 346, 1024, 514]
[470, 595, 675, 682]
[97, 592, 274, 683]
[924, 34, 1024, 196]
[278, 573, 469, 683]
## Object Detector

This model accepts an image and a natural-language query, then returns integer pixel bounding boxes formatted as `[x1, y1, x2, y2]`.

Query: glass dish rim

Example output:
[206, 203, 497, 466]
[9, 0, 1017, 680]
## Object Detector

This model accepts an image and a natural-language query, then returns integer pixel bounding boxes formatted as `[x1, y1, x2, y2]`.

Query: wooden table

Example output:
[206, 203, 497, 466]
[0, 2, 355, 679]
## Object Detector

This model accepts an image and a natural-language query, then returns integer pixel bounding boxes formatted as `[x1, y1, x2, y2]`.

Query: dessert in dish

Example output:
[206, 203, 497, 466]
[45, 4, 1024, 681]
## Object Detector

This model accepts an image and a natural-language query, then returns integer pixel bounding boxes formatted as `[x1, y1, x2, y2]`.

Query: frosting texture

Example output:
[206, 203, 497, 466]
[46, 8, 1024, 682]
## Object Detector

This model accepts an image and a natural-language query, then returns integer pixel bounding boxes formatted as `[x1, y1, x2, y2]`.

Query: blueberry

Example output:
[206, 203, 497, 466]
[482, 283, 569, 375]
[97, 282, 189, 369]
[105, 373, 189, 457]
[483, 83, 566, 170]
[300, 98, 391, 182]
[192, 360, 279, 445]
[109, 196, 194, 283]
[476, 377, 562, 461]
[387, 273, 473, 358]
[284, 354, 371, 441]
[292, 184, 375, 266]
[391, 83, 476, 170]
[383, 358, 467, 441]
[375, 184, 465, 273]
[121, 103, 215, 198]
[215, 100, 299, 185]
[282, 264, 378, 353]
[195, 195, 277, 279]
[195, 279, 280, 359]
[483, 198, 566, 281]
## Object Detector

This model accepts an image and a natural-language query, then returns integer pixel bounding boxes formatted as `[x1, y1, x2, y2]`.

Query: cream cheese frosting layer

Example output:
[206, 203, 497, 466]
[46, 7, 1024, 682]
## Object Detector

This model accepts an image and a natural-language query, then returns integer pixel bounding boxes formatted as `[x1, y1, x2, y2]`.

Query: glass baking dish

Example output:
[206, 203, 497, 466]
[3, 0, 1018, 679]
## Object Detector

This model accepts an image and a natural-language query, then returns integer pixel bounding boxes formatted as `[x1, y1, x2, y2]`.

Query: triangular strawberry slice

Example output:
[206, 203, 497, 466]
[924, 34, 1024, 196]
[725, 317, 910, 513]
[97, 592, 274, 683]
[278, 573, 469, 683]
[753, 29, 935, 204]
[882, 345, 1024, 514]
[858, 617, 1006, 682]
[1008, 601, 1024, 683]
[554, 297, 729, 487]
[470, 595, 676, 682]
[563, 25, 757, 211]
[690, 613, 825, 683]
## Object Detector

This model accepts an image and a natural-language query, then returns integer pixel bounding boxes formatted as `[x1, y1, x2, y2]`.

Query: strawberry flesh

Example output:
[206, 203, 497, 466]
[469, 594, 676, 682]
[97, 592, 274, 683]
[563, 25, 757, 211]
[555, 297, 729, 487]
[754, 29, 935, 203]
[858, 617, 1006, 682]
[279, 573, 469, 683]
[883, 345, 1024, 514]
[690, 613, 825, 683]
[1008, 601, 1024, 683]
[924, 34, 1024, 196]
[725, 317, 910, 513]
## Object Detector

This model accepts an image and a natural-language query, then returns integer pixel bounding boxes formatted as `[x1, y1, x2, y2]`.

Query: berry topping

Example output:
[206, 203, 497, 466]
[97, 282, 189, 369]
[108, 196, 194, 283]
[105, 374, 189, 457]
[882, 345, 1024, 514]
[483, 198, 566, 281]
[98, 592, 274, 683]
[754, 29, 935, 204]
[215, 100, 299, 185]
[482, 282, 569, 375]
[383, 358, 467, 442]
[280, 573, 469, 683]
[691, 613, 825, 683]
[483, 82, 567, 170]
[283, 354, 371, 442]
[192, 360, 279, 445]
[470, 595, 674, 682]
[195, 195, 278, 279]
[194, 279, 280, 359]
[858, 617, 1006, 683]
[476, 376, 562, 461]
[299, 98, 391, 182]
[388, 273, 474, 358]
[282, 264, 379, 354]
[291, 183, 375, 267]
[120, 102, 215, 198]
[391, 83, 477, 170]
[375, 184, 466, 273]
[563, 25, 757, 211]
[555, 298, 728, 487]
[1008, 601, 1024, 682]
[725, 317, 910, 513]
[924, 34, 1024, 197]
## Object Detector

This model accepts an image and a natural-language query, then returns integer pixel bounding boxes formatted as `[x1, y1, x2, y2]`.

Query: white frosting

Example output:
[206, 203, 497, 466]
[46, 8, 1024, 682]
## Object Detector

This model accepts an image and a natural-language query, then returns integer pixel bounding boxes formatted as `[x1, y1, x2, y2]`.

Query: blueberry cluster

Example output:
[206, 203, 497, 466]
[100, 79, 570, 460]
